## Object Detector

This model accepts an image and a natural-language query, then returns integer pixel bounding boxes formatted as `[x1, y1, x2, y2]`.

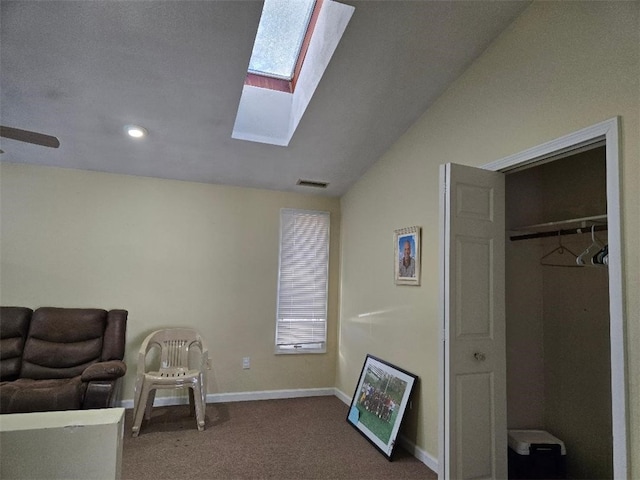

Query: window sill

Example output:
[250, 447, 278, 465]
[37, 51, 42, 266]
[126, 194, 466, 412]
[275, 346, 326, 355]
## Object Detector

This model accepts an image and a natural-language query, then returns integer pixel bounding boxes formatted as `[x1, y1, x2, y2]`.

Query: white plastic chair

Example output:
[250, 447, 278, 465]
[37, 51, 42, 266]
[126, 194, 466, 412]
[131, 328, 210, 437]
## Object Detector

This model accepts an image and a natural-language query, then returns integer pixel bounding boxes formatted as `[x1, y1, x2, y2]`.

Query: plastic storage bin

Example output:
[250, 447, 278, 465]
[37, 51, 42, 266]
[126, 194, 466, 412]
[508, 429, 566, 479]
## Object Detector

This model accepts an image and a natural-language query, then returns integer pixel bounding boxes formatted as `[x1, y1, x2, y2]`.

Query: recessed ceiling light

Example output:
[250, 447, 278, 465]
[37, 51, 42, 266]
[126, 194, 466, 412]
[125, 125, 147, 138]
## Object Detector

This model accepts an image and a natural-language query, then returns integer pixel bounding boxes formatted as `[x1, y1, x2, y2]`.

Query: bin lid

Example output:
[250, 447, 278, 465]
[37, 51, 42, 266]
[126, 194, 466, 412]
[508, 429, 566, 456]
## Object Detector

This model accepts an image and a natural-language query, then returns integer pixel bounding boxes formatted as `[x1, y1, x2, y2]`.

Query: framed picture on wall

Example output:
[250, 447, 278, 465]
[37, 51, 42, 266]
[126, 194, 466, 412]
[394, 226, 421, 285]
[346, 354, 418, 460]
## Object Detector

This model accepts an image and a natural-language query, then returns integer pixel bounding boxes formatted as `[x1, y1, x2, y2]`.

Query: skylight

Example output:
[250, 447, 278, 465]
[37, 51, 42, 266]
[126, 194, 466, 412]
[232, 0, 354, 147]
[248, 0, 316, 81]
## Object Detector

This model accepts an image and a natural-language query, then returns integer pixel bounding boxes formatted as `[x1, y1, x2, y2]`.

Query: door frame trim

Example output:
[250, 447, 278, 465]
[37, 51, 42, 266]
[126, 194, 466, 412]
[483, 116, 627, 477]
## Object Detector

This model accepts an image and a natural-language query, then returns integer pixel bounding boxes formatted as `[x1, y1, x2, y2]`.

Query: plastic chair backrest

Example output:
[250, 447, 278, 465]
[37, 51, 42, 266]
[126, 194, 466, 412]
[138, 328, 208, 374]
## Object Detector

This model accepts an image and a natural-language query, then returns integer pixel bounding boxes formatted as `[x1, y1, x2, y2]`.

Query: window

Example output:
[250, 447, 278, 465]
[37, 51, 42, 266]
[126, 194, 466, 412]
[276, 209, 329, 354]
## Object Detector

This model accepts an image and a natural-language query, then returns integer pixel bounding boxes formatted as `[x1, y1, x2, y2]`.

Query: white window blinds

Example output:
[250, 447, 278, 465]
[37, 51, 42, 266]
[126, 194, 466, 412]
[276, 209, 329, 353]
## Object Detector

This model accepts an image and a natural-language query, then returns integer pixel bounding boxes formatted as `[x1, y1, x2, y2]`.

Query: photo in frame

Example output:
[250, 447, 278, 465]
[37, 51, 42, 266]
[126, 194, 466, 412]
[394, 226, 421, 285]
[346, 354, 418, 460]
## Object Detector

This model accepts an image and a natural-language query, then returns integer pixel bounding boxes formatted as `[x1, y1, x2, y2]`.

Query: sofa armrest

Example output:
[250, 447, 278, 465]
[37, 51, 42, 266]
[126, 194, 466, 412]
[81, 360, 127, 382]
[82, 378, 123, 409]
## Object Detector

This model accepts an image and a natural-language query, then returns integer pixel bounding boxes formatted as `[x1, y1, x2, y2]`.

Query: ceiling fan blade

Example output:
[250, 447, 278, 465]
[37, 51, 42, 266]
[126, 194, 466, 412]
[0, 126, 60, 148]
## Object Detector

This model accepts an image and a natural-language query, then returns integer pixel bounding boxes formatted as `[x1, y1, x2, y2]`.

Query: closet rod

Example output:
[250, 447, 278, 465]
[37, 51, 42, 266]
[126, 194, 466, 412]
[510, 224, 608, 242]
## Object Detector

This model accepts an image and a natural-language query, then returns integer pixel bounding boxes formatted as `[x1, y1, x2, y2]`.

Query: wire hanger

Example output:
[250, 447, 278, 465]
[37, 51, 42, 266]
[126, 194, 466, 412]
[540, 232, 581, 268]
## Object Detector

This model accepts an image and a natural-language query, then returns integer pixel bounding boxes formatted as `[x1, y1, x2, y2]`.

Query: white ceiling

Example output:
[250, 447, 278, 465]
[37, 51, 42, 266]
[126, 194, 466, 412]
[0, 1, 529, 197]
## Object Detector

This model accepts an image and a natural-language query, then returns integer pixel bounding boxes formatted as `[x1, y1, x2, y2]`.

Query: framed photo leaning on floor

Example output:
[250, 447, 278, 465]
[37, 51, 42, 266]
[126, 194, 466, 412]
[346, 354, 418, 460]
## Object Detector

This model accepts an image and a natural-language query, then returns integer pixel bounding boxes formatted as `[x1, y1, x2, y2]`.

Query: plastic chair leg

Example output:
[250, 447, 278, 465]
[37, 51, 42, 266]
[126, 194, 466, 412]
[132, 382, 152, 437]
[192, 384, 206, 431]
[188, 388, 196, 417]
[144, 389, 156, 420]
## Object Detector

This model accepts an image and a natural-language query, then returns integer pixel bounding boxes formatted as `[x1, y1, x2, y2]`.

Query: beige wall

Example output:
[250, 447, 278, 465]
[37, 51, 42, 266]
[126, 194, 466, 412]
[338, 0, 639, 473]
[0, 163, 341, 400]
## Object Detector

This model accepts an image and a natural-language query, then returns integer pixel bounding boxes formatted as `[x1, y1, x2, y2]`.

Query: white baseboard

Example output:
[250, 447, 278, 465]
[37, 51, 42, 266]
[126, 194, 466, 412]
[334, 388, 438, 473]
[118, 387, 335, 410]
[206, 387, 336, 404]
[334, 387, 352, 405]
[119, 387, 438, 472]
[397, 434, 439, 473]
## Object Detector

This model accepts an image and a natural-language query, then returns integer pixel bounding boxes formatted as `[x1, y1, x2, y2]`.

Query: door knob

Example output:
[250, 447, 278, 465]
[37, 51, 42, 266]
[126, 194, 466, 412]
[473, 352, 486, 362]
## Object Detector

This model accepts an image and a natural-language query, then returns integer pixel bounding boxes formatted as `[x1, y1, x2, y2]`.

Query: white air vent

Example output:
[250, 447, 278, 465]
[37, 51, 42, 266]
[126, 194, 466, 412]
[297, 179, 329, 188]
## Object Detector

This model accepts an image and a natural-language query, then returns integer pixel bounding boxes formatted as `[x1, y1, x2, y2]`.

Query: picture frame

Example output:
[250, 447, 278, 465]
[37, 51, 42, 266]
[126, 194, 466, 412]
[346, 354, 418, 460]
[394, 226, 421, 285]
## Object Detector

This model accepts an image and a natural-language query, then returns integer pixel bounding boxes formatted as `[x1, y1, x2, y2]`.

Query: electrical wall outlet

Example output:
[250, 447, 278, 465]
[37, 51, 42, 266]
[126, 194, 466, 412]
[242, 357, 250, 369]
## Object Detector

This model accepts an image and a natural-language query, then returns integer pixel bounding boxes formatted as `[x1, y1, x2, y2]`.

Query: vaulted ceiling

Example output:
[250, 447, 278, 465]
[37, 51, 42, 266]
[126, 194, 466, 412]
[0, 1, 529, 196]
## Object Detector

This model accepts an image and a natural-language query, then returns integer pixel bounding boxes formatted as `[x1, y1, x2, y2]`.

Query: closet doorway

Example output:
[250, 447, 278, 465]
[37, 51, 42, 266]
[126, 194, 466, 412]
[438, 118, 627, 479]
[488, 117, 627, 479]
[505, 145, 612, 479]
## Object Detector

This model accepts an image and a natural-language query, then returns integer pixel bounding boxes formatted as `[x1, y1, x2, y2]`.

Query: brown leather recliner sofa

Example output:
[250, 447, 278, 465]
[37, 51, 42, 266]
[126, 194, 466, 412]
[0, 306, 127, 414]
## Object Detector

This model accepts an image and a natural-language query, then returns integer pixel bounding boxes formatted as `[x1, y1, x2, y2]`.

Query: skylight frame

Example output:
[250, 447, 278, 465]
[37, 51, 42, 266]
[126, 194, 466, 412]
[246, 0, 323, 93]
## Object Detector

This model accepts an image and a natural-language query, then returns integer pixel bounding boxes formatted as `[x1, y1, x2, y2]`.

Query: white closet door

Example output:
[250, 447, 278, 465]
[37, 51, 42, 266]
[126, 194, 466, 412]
[439, 162, 507, 479]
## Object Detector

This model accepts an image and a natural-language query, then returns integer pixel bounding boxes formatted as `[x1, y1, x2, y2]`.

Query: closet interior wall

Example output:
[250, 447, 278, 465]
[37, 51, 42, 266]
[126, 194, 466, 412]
[505, 147, 613, 479]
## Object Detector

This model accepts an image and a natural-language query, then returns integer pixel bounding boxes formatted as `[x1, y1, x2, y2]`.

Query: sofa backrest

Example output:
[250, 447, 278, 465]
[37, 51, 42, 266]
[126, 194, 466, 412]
[0, 307, 33, 381]
[20, 307, 126, 380]
[102, 309, 127, 361]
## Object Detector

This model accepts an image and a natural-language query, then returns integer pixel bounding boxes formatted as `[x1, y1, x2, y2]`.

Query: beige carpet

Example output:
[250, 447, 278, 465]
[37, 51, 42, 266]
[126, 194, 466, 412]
[122, 395, 437, 480]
